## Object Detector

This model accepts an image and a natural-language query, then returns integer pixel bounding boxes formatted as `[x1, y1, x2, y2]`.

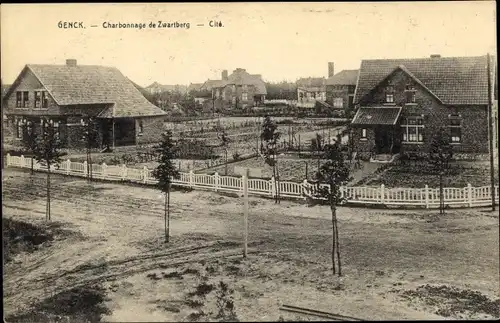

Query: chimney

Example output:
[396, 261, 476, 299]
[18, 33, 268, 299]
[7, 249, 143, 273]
[328, 62, 335, 78]
[66, 59, 77, 66]
[430, 54, 441, 59]
[222, 70, 228, 80]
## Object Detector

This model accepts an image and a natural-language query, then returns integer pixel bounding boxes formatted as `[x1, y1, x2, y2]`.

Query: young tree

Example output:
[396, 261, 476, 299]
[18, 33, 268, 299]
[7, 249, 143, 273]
[152, 131, 180, 243]
[34, 118, 64, 221]
[217, 127, 230, 175]
[429, 127, 453, 214]
[315, 141, 351, 276]
[80, 117, 99, 182]
[260, 116, 281, 203]
[20, 119, 38, 176]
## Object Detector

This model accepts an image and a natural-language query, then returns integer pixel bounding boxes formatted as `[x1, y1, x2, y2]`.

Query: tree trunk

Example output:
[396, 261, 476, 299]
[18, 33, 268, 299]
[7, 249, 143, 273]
[167, 186, 171, 242]
[225, 149, 228, 176]
[439, 172, 444, 215]
[276, 160, 281, 204]
[334, 208, 342, 276]
[273, 164, 278, 204]
[330, 202, 336, 275]
[47, 161, 51, 221]
[164, 191, 169, 243]
[31, 157, 34, 175]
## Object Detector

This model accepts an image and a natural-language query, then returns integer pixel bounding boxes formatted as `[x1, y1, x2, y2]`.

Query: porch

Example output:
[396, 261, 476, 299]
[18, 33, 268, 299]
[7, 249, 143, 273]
[351, 106, 403, 161]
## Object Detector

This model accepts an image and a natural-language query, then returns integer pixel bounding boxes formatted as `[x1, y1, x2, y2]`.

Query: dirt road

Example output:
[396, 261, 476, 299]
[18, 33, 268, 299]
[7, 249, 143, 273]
[3, 168, 499, 321]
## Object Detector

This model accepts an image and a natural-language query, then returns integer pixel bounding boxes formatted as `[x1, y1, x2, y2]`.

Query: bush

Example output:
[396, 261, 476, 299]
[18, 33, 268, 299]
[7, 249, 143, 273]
[232, 152, 241, 161]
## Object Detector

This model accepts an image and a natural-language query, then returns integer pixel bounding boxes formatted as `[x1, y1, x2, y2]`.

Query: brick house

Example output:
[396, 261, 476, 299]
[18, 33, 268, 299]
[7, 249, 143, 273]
[350, 55, 497, 160]
[325, 69, 358, 115]
[201, 68, 267, 111]
[2, 59, 167, 150]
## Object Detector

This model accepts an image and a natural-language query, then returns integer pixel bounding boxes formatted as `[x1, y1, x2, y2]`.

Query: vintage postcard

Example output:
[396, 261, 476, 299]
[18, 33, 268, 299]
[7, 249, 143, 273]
[1, 2, 498, 322]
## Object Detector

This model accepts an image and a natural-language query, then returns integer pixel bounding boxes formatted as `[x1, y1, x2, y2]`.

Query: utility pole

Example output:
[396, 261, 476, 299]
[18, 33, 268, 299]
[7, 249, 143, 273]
[487, 53, 496, 211]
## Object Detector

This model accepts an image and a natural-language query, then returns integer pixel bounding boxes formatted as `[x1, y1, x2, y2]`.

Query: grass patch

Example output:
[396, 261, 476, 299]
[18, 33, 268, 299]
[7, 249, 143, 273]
[5, 284, 111, 323]
[3, 218, 55, 263]
[400, 284, 500, 319]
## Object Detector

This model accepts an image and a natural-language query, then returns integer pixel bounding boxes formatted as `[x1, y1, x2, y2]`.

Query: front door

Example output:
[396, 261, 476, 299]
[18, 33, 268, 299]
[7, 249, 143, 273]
[374, 126, 391, 154]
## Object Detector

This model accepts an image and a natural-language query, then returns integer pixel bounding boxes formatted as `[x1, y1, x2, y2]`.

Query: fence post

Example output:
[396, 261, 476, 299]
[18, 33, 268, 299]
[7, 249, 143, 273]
[425, 185, 429, 209]
[102, 162, 107, 178]
[214, 172, 220, 192]
[302, 179, 308, 200]
[66, 159, 71, 175]
[121, 164, 127, 180]
[83, 161, 88, 176]
[270, 176, 276, 198]
[467, 183, 473, 207]
[189, 170, 194, 188]
[143, 166, 148, 184]
[20, 155, 25, 168]
[6, 153, 11, 167]
[380, 184, 385, 204]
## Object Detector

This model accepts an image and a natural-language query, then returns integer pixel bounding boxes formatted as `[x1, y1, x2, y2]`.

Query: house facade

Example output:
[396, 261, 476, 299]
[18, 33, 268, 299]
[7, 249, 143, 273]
[2, 59, 167, 150]
[350, 55, 496, 160]
[325, 69, 358, 115]
[296, 77, 326, 104]
[202, 68, 267, 111]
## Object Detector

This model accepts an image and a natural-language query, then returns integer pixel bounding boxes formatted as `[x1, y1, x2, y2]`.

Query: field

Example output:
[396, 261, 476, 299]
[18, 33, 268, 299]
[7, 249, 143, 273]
[362, 161, 499, 188]
[3, 168, 499, 322]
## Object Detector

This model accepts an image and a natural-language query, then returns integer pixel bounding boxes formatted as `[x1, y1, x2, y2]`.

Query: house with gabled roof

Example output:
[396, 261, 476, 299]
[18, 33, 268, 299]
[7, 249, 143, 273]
[350, 54, 497, 160]
[2, 59, 167, 150]
[326, 69, 358, 114]
[203, 68, 267, 111]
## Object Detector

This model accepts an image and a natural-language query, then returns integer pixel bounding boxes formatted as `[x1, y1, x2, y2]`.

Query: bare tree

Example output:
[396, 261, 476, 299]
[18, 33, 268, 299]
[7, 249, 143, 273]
[315, 141, 351, 276]
[260, 116, 281, 203]
[33, 118, 64, 221]
[152, 131, 180, 242]
[429, 127, 453, 215]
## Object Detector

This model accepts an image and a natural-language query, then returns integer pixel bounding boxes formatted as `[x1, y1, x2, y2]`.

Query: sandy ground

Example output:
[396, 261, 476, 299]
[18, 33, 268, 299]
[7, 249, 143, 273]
[3, 168, 499, 321]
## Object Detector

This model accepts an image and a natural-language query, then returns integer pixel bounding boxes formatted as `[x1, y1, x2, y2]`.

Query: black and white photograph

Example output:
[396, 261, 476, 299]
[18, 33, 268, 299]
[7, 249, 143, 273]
[1, 2, 498, 322]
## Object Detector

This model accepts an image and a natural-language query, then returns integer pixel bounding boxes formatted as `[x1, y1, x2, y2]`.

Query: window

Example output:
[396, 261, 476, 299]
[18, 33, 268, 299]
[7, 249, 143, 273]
[402, 116, 424, 143]
[222, 89, 226, 100]
[405, 83, 416, 103]
[16, 92, 23, 108]
[361, 128, 367, 139]
[385, 82, 395, 103]
[232, 96, 236, 105]
[22, 91, 29, 108]
[242, 92, 248, 101]
[35, 91, 48, 109]
[216, 89, 220, 98]
[449, 116, 462, 143]
[53, 121, 60, 139]
[138, 120, 144, 135]
[333, 98, 343, 109]
[16, 119, 23, 139]
[243, 84, 248, 92]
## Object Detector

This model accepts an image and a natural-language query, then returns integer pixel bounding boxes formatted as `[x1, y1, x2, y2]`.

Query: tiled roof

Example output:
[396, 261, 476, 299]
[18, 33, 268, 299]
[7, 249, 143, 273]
[200, 69, 267, 95]
[326, 69, 359, 86]
[12, 64, 166, 118]
[351, 107, 402, 125]
[187, 83, 204, 92]
[354, 55, 496, 105]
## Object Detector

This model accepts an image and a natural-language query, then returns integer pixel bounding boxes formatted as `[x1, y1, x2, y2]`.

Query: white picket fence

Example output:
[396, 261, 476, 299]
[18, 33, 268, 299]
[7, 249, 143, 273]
[5, 154, 499, 209]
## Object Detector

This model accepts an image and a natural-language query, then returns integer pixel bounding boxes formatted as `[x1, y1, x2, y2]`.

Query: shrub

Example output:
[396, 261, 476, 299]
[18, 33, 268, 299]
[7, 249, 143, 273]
[232, 152, 241, 161]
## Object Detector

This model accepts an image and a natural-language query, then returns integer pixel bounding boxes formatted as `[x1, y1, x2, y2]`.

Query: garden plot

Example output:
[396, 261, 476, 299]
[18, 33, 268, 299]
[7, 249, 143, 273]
[3, 168, 498, 322]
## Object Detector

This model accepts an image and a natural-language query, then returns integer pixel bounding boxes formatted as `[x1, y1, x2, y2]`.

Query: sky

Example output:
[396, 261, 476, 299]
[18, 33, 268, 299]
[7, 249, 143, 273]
[1, 2, 497, 88]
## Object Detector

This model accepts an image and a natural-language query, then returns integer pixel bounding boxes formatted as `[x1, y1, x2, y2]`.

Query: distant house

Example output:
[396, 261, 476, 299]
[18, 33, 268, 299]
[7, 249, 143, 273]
[2, 59, 167, 149]
[326, 69, 358, 113]
[145, 82, 188, 94]
[296, 77, 326, 104]
[203, 68, 267, 110]
[351, 54, 497, 160]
